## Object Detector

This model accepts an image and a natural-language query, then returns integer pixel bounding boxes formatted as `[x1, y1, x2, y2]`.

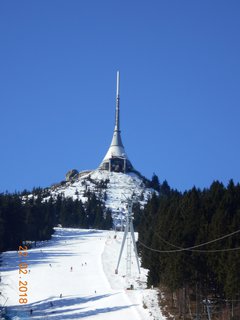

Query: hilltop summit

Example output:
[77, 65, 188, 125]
[51, 169, 154, 212]
[33, 72, 156, 216]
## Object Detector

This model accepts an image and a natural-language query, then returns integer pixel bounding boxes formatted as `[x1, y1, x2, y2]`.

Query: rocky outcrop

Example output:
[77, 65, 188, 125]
[65, 169, 79, 182]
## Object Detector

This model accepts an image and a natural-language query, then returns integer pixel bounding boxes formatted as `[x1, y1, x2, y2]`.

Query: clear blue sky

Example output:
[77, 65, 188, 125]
[1, 0, 240, 192]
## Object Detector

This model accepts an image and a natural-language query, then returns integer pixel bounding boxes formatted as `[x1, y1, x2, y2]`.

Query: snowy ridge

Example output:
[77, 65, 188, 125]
[49, 169, 154, 213]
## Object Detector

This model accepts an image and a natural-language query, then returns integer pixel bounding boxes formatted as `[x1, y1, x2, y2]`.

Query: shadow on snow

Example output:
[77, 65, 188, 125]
[5, 293, 138, 319]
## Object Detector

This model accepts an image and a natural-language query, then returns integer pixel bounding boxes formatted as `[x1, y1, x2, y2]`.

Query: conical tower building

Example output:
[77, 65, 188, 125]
[99, 71, 133, 173]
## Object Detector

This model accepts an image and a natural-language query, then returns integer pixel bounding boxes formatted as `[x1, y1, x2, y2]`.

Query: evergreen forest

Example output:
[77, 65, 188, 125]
[137, 178, 240, 319]
[0, 190, 112, 252]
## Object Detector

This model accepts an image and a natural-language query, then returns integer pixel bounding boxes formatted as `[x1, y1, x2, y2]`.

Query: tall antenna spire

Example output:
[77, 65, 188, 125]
[115, 71, 120, 131]
[99, 71, 133, 173]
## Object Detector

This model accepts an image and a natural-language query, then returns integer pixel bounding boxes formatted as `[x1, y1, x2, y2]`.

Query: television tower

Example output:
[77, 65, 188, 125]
[99, 71, 133, 173]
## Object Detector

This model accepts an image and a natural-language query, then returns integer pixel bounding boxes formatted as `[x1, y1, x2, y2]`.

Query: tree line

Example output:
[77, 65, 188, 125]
[137, 178, 240, 319]
[0, 190, 112, 252]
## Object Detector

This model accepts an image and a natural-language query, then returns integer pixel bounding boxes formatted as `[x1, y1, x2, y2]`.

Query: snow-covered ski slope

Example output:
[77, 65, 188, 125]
[49, 170, 154, 212]
[0, 228, 166, 320]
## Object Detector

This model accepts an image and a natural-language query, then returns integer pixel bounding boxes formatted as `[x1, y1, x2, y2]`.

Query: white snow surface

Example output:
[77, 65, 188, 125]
[0, 228, 166, 320]
[49, 170, 154, 212]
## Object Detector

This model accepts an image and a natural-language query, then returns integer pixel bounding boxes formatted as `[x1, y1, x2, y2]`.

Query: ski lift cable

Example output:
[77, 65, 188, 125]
[138, 228, 240, 253]
[155, 230, 240, 252]
[138, 239, 240, 253]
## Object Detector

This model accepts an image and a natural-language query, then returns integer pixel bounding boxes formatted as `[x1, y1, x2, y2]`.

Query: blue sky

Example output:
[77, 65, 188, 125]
[1, 0, 240, 192]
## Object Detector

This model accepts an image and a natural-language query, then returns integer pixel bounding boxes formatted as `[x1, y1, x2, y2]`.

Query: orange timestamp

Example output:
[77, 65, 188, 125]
[18, 246, 29, 304]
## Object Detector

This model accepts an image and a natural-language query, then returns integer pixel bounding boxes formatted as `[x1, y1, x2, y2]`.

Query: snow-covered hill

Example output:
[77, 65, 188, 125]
[47, 169, 155, 214]
[0, 228, 166, 320]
